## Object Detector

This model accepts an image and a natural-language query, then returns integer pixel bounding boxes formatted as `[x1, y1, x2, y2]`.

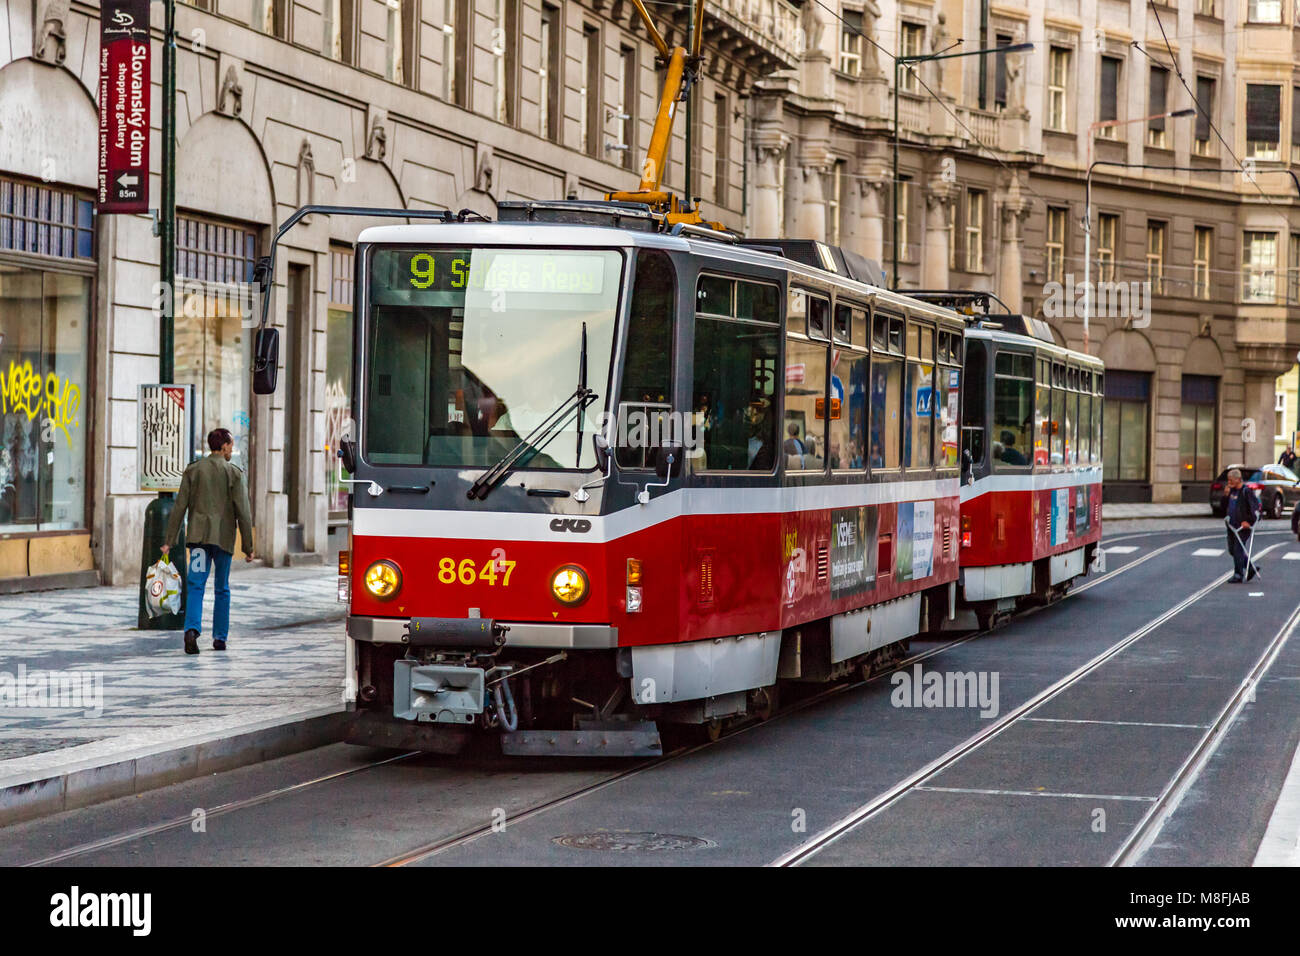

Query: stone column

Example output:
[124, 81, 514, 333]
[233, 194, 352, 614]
[856, 176, 888, 265]
[998, 179, 1031, 313]
[922, 177, 956, 289]
[797, 164, 828, 243]
[1238, 346, 1294, 467]
[752, 143, 786, 238]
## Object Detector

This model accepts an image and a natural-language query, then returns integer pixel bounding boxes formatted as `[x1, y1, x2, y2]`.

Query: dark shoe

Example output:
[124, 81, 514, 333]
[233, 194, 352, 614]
[1247, 566, 1258, 581]
[1229, 574, 1244, 583]
[184, 629, 200, 654]
[212, 639, 226, 651]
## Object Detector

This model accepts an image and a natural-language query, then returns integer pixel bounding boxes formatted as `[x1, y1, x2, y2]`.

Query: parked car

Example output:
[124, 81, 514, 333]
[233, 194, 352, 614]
[1209, 463, 1300, 518]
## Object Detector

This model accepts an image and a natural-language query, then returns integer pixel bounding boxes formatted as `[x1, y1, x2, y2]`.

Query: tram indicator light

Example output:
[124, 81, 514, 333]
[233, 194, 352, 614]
[626, 558, 643, 585]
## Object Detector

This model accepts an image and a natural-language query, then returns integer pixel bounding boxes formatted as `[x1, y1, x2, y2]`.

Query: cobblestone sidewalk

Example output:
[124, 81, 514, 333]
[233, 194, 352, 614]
[0, 566, 346, 763]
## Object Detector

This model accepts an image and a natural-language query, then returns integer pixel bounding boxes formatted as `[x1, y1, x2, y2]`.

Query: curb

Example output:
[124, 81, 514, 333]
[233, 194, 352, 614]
[0, 703, 352, 828]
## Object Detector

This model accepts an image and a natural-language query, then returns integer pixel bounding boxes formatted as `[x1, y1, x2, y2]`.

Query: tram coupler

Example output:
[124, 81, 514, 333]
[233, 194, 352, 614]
[393, 659, 486, 725]
[403, 617, 508, 649]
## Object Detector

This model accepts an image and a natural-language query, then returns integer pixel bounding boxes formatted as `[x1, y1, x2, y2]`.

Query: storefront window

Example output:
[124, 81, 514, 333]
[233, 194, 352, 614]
[1179, 375, 1218, 482]
[0, 267, 90, 532]
[174, 215, 258, 467]
[1103, 371, 1150, 482]
[326, 246, 354, 515]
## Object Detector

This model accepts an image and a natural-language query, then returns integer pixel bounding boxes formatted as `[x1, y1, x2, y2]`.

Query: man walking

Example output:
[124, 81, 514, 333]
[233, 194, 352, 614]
[1224, 468, 1261, 583]
[162, 428, 255, 654]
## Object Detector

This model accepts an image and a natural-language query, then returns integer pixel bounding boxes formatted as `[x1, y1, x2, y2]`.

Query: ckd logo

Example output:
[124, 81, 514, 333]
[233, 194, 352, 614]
[550, 518, 592, 534]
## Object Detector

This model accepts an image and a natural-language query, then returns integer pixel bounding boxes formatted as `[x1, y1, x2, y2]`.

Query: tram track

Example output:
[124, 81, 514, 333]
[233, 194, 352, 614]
[17, 526, 1245, 867]
[768, 536, 1293, 867]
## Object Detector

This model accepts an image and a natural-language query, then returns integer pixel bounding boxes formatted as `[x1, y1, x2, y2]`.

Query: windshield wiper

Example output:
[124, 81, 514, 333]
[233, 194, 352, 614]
[467, 324, 596, 501]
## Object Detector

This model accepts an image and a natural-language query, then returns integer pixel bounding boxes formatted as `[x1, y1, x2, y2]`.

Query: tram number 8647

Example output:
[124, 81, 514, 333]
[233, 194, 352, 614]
[438, 556, 517, 586]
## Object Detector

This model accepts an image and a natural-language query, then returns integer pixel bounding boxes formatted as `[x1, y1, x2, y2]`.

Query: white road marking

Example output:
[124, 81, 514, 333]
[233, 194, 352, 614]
[1250, 592, 1264, 596]
[915, 785, 1156, 802]
[1256, 712, 1300, 866]
[1192, 548, 1224, 557]
[1284, 553, 1300, 561]
[1104, 546, 1139, 554]
[1023, 717, 1209, 730]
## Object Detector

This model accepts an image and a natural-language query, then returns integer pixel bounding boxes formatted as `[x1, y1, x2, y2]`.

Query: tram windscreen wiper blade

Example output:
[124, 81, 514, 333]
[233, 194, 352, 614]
[467, 326, 595, 501]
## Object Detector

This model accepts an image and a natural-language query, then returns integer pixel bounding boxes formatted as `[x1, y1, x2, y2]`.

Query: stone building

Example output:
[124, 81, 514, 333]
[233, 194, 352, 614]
[0, 0, 796, 590]
[749, 0, 1300, 502]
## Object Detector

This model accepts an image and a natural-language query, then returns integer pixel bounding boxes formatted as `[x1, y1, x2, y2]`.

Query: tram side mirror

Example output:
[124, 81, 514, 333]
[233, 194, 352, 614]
[252, 327, 280, 395]
[593, 433, 611, 471]
[656, 444, 683, 481]
[339, 438, 357, 474]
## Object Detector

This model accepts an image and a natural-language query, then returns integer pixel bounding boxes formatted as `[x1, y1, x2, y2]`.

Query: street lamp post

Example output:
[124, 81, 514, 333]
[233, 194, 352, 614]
[892, 41, 1032, 290]
[1080, 108, 1195, 353]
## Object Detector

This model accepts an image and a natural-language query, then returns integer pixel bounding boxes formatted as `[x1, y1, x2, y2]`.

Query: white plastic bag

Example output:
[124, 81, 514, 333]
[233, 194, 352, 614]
[145, 557, 182, 618]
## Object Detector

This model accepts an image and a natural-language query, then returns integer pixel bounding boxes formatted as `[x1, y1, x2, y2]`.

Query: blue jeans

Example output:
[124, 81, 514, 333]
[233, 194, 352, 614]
[184, 544, 232, 640]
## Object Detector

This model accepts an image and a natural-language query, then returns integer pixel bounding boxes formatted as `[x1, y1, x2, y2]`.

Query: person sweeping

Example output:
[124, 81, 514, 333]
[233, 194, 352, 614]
[1223, 468, 1261, 583]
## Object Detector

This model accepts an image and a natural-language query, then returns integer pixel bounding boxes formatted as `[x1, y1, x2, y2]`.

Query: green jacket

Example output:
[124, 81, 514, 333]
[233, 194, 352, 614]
[164, 452, 254, 556]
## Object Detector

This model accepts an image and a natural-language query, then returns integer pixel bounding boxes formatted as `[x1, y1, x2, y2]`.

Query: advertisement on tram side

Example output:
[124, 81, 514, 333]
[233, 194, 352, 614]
[830, 506, 878, 598]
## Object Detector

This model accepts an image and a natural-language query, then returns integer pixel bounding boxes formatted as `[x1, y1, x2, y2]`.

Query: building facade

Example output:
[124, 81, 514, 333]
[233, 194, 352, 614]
[0, 0, 796, 590]
[750, 0, 1300, 501]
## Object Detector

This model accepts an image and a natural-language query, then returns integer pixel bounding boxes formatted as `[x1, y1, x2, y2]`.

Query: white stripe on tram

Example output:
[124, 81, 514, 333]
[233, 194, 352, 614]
[959, 468, 1103, 502]
[353, 479, 959, 543]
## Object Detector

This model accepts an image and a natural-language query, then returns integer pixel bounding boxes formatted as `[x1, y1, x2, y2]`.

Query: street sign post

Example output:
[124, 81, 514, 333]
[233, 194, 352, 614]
[97, 0, 151, 213]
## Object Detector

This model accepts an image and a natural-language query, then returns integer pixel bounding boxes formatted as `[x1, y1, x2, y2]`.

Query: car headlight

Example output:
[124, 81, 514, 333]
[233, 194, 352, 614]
[364, 560, 402, 600]
[550, 565, 589, 606]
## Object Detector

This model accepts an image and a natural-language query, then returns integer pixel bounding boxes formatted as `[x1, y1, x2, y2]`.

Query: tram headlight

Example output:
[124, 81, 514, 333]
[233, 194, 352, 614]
[550, 565, 589, 606]
[363, 560, 402, 600]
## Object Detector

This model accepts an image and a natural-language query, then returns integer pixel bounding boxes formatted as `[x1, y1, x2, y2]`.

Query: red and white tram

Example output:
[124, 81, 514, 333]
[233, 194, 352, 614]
[295, 205, 967, 755]
[951, 308, 1105, 628]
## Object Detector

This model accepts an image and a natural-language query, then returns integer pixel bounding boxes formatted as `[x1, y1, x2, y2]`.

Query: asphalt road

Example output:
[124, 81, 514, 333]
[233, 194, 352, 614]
[4, 520, 1299, 867]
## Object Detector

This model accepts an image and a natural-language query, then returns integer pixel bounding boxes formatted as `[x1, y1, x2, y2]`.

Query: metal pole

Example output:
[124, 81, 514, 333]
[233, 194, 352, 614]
[1083, 160, 1092, 354]
[160, 0, 176, 385]
[685, 0, 694, 208]
[892, 57, 900, 290]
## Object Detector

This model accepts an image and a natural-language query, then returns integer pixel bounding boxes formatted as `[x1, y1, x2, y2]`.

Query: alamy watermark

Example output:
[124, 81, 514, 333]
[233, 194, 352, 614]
[890, 664, 1000, 718]
[0, 665, 103, 717]
[1043, 274, 1151, 328]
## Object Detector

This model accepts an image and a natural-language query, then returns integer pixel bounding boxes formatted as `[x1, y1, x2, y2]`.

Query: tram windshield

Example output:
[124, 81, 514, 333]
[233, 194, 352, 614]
[363, 246, 623, 470]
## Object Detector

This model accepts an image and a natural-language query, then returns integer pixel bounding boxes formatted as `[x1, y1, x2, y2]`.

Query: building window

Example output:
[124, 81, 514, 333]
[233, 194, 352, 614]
[619, 47, 638, 171]
[1292, 86, 1300, 155]
[947, 200, 957, 272]
[1147, 66, 1169, 147]
[965, 189, 985, 272]
[840, 9, 863, 76]
[993, 33, 1013, 110]
[1242, 230, 1279, 302]
[493, 0, 518, 124]
[1098, 56, 1121, 137]
[1195, 75, 1215, 155]
[580, 24, 600, 156]
[1103, 371, 1150, 482]
[1196, 0, 1215, 14]
[1194, 226, 1213, 299]
[714, 95, 729, 205]
[254, 0, 289, 40]
[1180, 376, 1218, 483]
[384, 0, 417, 86]
[1290, 233, 1300, 303]
[539, 4, 560, 141]
[827, 161, 842, 245]
[900, 23, 924, 93]
[896, 178, 911, 261]
[1096, 212, 1117, 282]
[442, 0, 469, 107]
[1246, 84, 1281, 159]
[174, 215, 258, 469]
[326, 246, 354, 517]
[1046, 206, 1066, 283]
[0, 178, 94, 260]
[1146, 221, 1166, 294]
[1278, 391, 1289, 442]
[1047, 46, 1070, 131]
[1248, 0, 1281, 22]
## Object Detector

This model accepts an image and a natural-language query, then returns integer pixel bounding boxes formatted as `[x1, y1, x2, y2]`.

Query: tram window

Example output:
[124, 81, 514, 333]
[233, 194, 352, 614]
[904, 361, 934, 468]
[1051, 381, 1065, 462]
[697, 274, 732, 316]
[936, 364, 960, 467]
[808, 295, 830, 340]
[889, 318, 904, 353]
[1079, 391, 1091, 464]
[870, 357, 902, 468]
[693, 317, 779, 471]
[787, 288, 808, 334]
[833, 304, 851, 342]
[920, 326, 934, 363]
[1092, 390, 1102, 463]
[1063, 383, 1075, 464]
[830, 348, 867, 469]
[618, 249, 675, 469]
[786, 336, 828, 471]
[873, 314, 888, 350]
[852, 308, 868, 349]
[735, 281, 779, 322]
[1034, 370, 1051, 466]
[906, 323, 920, 359]
[992, 354, 1033, 470]
[961, 339, 988, 468]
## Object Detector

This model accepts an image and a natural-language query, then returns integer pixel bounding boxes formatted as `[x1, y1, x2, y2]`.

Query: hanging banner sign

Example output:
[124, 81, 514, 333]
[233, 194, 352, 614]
[97, 0, 151, 213]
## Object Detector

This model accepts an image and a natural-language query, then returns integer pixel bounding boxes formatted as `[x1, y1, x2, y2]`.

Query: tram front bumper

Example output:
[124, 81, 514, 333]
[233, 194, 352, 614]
[348, 615, 618, 649]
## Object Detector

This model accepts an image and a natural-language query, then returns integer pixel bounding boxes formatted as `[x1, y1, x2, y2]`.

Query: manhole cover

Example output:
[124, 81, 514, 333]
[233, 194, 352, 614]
[552, 831, 716, 852]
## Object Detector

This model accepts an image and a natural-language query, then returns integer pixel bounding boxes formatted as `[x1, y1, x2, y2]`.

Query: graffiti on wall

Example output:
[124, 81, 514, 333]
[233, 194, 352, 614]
[0, 360, 83, 447]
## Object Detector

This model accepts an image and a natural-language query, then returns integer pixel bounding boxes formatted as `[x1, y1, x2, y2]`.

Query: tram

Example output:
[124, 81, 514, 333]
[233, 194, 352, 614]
[913, 293, 1105, 629]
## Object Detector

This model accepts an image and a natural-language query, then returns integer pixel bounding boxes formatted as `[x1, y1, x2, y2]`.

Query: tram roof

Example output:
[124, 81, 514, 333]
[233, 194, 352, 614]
[964, 323, 1104, 368]
[355, 221, 963, 327]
